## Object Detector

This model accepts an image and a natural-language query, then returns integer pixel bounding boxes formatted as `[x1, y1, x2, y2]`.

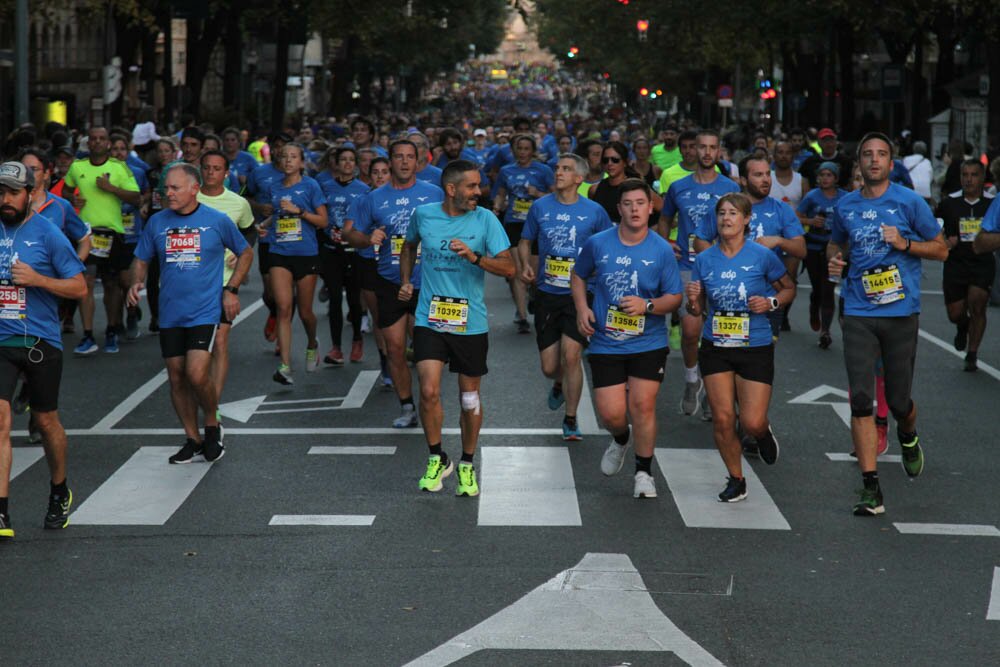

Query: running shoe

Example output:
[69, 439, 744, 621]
[701, 397, 713, 422]
[350, 339, 364, 363]
[515, 318, 531, 334]
[273, 364, 294, 385]
[964, 353, 978, 373]
[680, 378, 703, 415]
[393, 405, 418, 428]
[633, 471, 657, 498]
[669, 323, 681, 351]
[361, 314, 371, 334]
[74, 335, 98, 356]
[125, 310, 140, 341]
[900, 437, 924, 477]
[305, 347, 320, 372]
[104, 331, 120, 354]
[809, 304, 820, 332]
[0, 512, 12, 539]
[318, 286, 329, 303]
[418, 455, 453, 492]
[875, 416, 888, 456]
[818, 332, 832, 349]
[43, 489, 73, 530]
[547, 384, 565, 410]
[169, 439, 204, 464]
[718, 476, 748, 503]
[954, 321, 969, 352]
[203, 425, 225, 462]
[600, 439, 629, 476]
[853, 485, 885, 516]
[562, 420, 582, 441]
[264, 314, 277, 342]
[757, 425, 780, 465]
[455, 462, 480, 497]
[381, 371, 394, 388]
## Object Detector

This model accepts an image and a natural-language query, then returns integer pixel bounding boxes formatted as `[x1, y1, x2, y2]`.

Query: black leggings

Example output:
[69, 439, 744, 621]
[146, 256, 160, 319]
[319, 245, 362, 348]
[804, 248, 835, 332]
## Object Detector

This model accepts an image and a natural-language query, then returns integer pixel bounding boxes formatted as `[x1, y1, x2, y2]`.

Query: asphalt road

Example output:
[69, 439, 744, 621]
[3, 259, 999, 666]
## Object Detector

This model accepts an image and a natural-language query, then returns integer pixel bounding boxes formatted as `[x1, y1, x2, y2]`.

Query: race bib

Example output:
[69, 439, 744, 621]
[512, 197, 532, 221]
[122, 213, 136, 236]
[605, 304, 645, 338]
[165, 227, 202, 264]
[687, 233, 697, 264]
[861, 264, 905, 305]
[427, 295, 469, 333]
[276, 216, 302, 243]
[543, 255, 574, 289]
[959, 217, 982, 243]
[90, 231, 114, 258]
[712, 311, 750, 347]
[151, 192, 163, 212]
[391, 235, 406, 263]
[0, 279, 26, 320]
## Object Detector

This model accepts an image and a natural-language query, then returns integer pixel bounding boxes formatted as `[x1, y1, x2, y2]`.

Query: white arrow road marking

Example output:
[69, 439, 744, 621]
[893, 523, 1000, 537]
[217, 394, 268, 423]
[404, 552, 725, 666]
[219, 370, 380, 422]
[825, 453, 901, 463]
[269, 515, 375, 526]
[308, 446, 396, 455]
[11, 447, 44, 481]
[478, 446, 581, 526]
[989, 568, 1000, 621]
[788, 384, 851, 428]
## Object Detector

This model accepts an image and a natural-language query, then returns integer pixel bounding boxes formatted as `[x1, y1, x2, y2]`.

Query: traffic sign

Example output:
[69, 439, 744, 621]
[716, 84, 733, 100]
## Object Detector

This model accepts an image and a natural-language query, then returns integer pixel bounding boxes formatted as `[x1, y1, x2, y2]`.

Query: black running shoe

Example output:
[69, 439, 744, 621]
[44, 489, 73, 529]
[169, 439, 204, 464]
[964, 353, 978, 372]
[954, 321, 969, 351]
[0, 512, 13, 539]
[718, 476, 747, 503]
[756, 425, 780, 465]
[203, 426, 225, 463]
[515, 318, 531, 334]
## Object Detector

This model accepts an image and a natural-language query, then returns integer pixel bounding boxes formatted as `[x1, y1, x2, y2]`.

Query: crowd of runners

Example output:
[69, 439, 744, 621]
[0, 96, 998, 539]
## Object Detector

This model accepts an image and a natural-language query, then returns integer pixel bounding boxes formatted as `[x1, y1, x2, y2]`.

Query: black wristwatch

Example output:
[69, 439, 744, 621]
[645, 299, 655, 314]
[224, 285, 239, 295]
[472, 252, 483, 266]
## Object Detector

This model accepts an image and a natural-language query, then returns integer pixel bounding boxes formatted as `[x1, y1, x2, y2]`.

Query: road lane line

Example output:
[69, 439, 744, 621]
[308, 446, 396, 455]
[11, 447, 44, 480]
[918, 329, 1000, 381]
[39, 427, 566, 437]
[989, 568, 1000, 621]
[894, 523, 1000, 537]
[656, 448, 790, 530]
[826, 453, 902, 463]
[339, 370, 380, 408]
[269, 514, 375, 526]
[90, 299, 265, 430]
[478, 446, 581, 526]
[71, 447, 214, 525]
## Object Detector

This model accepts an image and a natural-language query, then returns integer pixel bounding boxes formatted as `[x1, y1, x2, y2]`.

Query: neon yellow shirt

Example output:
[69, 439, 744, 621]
[248, 140, 269, 164]
[651, 144, 681, 171]
[198, 189, 254, 285]
[63, 157, 139, 233]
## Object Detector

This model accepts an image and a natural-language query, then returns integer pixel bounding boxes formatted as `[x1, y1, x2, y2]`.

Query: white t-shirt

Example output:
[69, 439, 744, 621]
[769, 170, 804, 209]
[902, 154, 933, 199]
[131, 121, 160, 146]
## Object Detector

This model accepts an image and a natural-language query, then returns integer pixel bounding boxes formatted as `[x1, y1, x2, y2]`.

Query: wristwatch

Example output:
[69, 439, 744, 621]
[224, 285, 239, 295]
[645, 299, 655, 314]
[768, 296, 779, 311]
[472, 252, 483, 266]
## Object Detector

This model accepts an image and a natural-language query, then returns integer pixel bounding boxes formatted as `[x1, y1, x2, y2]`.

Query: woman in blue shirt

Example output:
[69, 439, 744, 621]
[686, 193, 795, 503]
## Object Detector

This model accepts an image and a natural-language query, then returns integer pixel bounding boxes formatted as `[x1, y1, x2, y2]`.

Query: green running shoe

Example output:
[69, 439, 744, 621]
[455, 462, 479, 497]
[853, 486, 885, 516]
[44, 488, 73, 529]
[900, 437, 924, 477]
[419, 455, 454, 493]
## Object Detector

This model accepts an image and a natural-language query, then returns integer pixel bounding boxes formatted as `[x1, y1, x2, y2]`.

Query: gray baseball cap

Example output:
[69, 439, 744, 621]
[0, 162, 34, 191]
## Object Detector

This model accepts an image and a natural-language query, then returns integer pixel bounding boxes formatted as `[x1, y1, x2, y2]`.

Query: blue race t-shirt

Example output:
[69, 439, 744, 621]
[321, 177, 370, 250]
[122, 163, 149, 244]
[416, 164, 443, 188]
[346, 195, 375, 260]
[0, 215, 85, 349]
[406, 204, 510, 335]
[135, 204, 249, 328]
[692, 242, 788, 347]
[699, 197, 805, 258]
[266, 176, 326, 256]
[348, 180, 445, 287]
[829, 183, 941, 317]
[572, 228, 682, 355]
[34, 192, 90, 243]
[246, 164, 284, 232]
[521, 194, 613, 295]
[495, 162, 555, 223]
[663, 173, 740, 269]
[981, 197, 1000, 233]
[797, 188, 848, 251]
[227, 151, 259, 193]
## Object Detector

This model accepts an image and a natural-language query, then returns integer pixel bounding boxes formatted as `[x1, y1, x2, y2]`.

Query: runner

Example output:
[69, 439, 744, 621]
[686, 193, 796, 502]
[221, 127, 258, 192]
[769, 141, 810, 331]
[398, 159, 514, 494]
[408, 132, 443, 187]
[349, 117, 388, 158]
[937, 159, 995, 371]
[576, 139, 604, 197]
[128, 162, 252, 463]
[261, 144, 327, 384]
[650, 124, 681, 171]
[800, 128, 853, 189]
[630, 137, 662, 192]
[572, 179, 683, 498]
[0, 161, 87, 539]
[589, 142, 662, 223]
[519, 153, 613, 440]
[826, 132, 948, 516]
[661, 130, 740, 421]
[658, 130, 701, 197]
[109, 133, 150, 341]
[493, 133, 554, 333]
[344, 140, 444, 428]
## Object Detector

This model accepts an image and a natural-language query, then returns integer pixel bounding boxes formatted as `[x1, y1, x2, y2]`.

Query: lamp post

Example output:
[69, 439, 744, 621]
[15, 0, 28, 125]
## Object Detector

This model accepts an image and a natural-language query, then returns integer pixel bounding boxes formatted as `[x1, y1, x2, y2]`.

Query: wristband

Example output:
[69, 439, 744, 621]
[472, 252, 483, 266]
[224, 285, 239, 295]
[905, 238, 912, 253]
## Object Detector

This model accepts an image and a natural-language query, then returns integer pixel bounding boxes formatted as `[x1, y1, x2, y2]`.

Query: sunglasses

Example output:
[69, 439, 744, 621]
[601, 156, 622, 164]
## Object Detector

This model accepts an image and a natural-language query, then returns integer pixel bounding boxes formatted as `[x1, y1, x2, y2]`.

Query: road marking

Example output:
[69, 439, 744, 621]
[918, 329, 1000, 381]
[92, 298, 265, 429]
[71, 447, 214, 525]
[308, 446, 396, 455]
[11, 447, 44, 480]
[655, 448, 791, 530]
[478, 446, 581, 526]
[989, 568, 1000, 621]
[269, 514, 375, 526]
[404, 552, 724, 666]
[35, 427, 566, 437]
[219, 370, 380, 421]
[894, 523, 1000, 537]
[826, 453, 902, 463]
[789, 384, 851, 428]
[578, 365, 600, 435]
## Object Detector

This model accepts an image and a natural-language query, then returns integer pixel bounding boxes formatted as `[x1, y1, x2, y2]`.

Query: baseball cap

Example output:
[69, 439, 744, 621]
[0, 162, 34, 191]
[818, 128, 837, 140]
[818, 161, 840, 177]
[473, 129, 487, 137]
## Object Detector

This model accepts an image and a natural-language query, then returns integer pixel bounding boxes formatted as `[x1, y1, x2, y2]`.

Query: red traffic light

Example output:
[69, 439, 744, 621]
[569, 46, 579, 55]
[640, 87, 649, 96]
[636, 19, 649, 32]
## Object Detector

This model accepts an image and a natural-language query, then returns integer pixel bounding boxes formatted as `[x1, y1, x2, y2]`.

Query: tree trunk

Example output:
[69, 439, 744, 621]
[989, 40, 1000, 141]
[160, 10, 174, 128]
[271, 21, 291, 132]
[836, 20, 856, 138]
[185, 15, 225, 117]
[141, 25, 157, 109]
[110, 12, 141, 126]
[909, 36, 925, 139]
[931, 11, 957, 114]
[222, 11, 242, 110]
[330, 35, 356, 116]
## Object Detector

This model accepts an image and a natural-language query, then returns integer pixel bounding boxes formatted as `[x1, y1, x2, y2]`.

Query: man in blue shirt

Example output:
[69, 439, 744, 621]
[661, 130, 739, 420]
[827, 132, 947, 517]
[519, 153, 612, 440]
[129, 163, 253, 465]
[408, 132, 443, 187]
[221, 127, 258, 193]
[398, 160, 514, 496]
[0, 161, 87, 539]
[572, 179, 683, 499]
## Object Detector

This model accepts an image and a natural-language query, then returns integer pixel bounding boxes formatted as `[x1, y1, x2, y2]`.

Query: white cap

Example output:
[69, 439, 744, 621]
[473, 129, 487, 137]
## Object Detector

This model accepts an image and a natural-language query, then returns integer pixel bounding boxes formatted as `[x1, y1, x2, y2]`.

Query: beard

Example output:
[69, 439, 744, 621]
[0, 203, 28, 226]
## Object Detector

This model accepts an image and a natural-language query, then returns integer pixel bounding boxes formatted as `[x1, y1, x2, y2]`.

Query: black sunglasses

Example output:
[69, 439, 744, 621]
[601, 156, 622, 164]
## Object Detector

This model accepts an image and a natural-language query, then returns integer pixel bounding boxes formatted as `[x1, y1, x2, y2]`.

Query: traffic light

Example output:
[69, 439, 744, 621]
[639, 87, 649, 96]
[636, 19, 649, 41]
[759, 88, 777, 100]
[567, 46, 579, 58]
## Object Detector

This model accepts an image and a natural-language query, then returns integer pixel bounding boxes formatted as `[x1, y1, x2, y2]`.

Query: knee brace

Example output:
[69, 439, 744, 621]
[460, 391, 481, 415]
[850, 391, 874, 417]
